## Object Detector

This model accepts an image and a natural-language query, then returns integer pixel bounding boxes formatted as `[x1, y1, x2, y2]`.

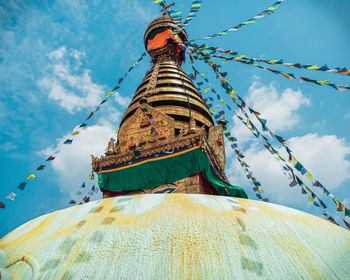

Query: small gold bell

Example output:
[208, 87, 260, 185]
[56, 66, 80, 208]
[105, 138, 115, 156]
[188, 117, 197, 134]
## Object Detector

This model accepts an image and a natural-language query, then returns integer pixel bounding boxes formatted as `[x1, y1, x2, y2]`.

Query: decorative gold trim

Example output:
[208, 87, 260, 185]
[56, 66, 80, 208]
[148, 105, 213, 126]
[93, 133, 202, 170]
[127, 94, 208, 115]
[133, 86, 203, 102]
[139, 73, 194, 90]
[98, 146, 201, 174]
[146, 67, 189, 77]
[134, 79, 201, 98]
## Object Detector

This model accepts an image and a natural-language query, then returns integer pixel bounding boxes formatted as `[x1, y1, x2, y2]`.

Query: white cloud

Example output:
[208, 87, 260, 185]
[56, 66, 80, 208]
[0, 142, 17, 152]
[227, 133, 350, 206]
[38, 79, 87, 112]
[38, 48, 106, 113]
[288, 134, 350, 188]
[114, 91, 131, 107]
[42, 121, 116, 195]
[48, 47, 67, 60]
[69, 49, 84, 62]
[39, 47, 132, 113]
[232, 81, 310, 143]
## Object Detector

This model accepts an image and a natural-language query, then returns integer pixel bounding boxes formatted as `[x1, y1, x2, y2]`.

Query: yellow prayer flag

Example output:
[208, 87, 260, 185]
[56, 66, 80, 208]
[242, 21, 255, 25]
[203, 88, 210, 93]
[268, 4, 281, 11]
[306, 171, 313, 182]
[72, 130, 80, 136]
[235, 54, 247, 60]
[27, 173, 36, 180]
[107, 92, 113, 97]
[307, 65, 320, 70]
[317, 80, 330, 85]
[228, 90, 236, 96]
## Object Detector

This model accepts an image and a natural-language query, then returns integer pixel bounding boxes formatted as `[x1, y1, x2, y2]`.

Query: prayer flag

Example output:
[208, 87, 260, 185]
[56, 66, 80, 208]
[69, 200, 76, 205]
[345, 208, 350, 217]
[87, 173, 94, 180]
[27, 173, 36, 180]
[6, 192, 16, 201]
[36, 164, 45, 170]
[0, 201, 5, 209]
[100, 99, 108, 105]
[336, 200, 345, 212]
[343, 219, 350, 229]
[86, 112, 94, 120]
[63, 139, 73, 145]
[46, 155, 55, 161]
[18, 182, 27, 191]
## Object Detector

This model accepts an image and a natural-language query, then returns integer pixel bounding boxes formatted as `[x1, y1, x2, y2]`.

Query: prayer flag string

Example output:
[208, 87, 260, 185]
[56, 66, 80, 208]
[190, 0, 285, 42]
[203, 54, 350, 218]
[178, 0, 202, 28]
[152, 0, 181, 23]
[192, 52, 349, 228]
[0, 52, 147, 210]
[189, 59, 270, 203]
[190, 43, 350, 76]
[67, 173, 99, 206]
[191, 47, 350, 91]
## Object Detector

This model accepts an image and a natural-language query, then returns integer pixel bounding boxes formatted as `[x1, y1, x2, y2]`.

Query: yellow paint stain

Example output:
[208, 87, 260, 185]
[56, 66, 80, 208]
[1, 194, 349, 279]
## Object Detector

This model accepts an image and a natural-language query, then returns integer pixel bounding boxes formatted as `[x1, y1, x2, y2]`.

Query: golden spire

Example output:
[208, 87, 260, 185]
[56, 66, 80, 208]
[92, 15, 233, 198]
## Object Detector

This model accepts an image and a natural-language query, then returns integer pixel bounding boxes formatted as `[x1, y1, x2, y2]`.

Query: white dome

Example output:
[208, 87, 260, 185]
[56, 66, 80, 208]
[1, 194, 349, 279]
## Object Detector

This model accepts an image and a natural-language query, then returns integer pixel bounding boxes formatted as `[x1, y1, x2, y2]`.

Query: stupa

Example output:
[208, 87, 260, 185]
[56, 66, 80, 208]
[0, 15, 349, 280]
[91, 15, 247, 199]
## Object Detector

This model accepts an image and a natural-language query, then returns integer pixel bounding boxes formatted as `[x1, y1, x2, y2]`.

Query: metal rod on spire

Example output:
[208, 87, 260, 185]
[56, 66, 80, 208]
[161, 2, 175, 17]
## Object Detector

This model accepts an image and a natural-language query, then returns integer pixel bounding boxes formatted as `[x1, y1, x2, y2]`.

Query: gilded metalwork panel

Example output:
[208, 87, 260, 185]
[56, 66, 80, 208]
[208, 126, 226, 171]
[118, 105, 175, 153]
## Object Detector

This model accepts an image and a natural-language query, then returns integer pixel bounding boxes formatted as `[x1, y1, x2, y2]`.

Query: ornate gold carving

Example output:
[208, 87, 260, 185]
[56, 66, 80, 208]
[92, 132, 203, 171]
[144, 59, 161, 97]
[105, 138, 115, 156]
[207, 126, 226, 173]
[118, 104, 176, 154]
[188, 117, 197, 134]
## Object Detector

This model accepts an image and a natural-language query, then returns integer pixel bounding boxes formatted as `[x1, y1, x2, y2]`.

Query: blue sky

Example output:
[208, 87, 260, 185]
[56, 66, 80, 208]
[0, 0, 349, 237]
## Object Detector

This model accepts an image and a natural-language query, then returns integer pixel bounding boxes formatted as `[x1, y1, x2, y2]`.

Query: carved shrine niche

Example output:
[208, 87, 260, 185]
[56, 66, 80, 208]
[117, 105, 176, 153]
[207, 126, 226, 171]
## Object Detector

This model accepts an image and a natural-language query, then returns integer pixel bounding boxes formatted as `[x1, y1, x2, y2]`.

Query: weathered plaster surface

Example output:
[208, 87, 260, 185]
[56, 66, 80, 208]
[1, 194, 349, 279]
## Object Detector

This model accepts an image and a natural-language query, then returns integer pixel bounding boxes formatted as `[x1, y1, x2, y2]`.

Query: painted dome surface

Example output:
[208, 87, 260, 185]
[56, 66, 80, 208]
[1, 194, 349, 279]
